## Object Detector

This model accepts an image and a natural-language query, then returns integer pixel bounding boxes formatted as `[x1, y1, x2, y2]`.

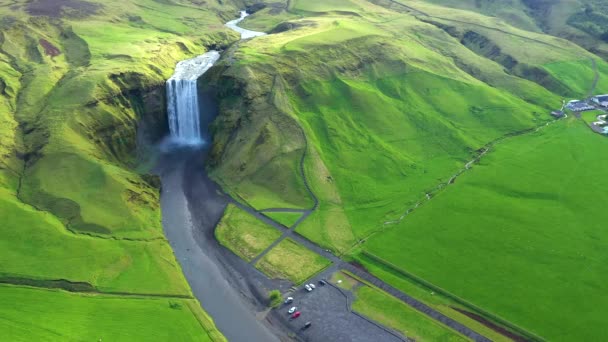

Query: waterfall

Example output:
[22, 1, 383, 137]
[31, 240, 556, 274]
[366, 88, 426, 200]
[166, 51, 221, 145]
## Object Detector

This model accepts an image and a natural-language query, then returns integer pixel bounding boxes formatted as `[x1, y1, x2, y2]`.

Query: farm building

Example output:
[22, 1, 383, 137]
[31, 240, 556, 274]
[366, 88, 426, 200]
[592, 95, 608, 107]
[566, 100, 595, 111]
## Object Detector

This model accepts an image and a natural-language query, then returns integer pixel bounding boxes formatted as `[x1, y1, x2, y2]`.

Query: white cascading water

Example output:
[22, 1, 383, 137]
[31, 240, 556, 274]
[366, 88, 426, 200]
[166, 51, 221, 145]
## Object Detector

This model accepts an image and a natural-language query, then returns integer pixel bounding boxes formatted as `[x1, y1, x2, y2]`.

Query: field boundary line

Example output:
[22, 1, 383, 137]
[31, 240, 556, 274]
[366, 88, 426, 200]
[0, 277, 194, 300]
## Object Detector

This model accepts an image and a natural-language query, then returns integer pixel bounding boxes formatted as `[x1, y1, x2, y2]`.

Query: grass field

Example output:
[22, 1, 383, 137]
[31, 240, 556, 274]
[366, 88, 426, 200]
[363, 118, 608, 341]
[543, 59, 608, 97]
[263, 211, 303, 228]
[329, 271, 359, 291]
[353, 254, 517, 342]
[0, 285, 224, 342]
[353, 285, 469, 342]
[256, 238, 331, 284]
[215, 204, 282, 261]
[212, 0, 608, 256]
[0, 188, 191, 295]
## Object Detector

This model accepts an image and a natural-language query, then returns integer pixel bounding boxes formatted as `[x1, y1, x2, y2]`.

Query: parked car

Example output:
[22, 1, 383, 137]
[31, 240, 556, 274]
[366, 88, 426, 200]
[302, 322, 312, 330]
[284, 297, 293, 304]
[292, 311, 301, 319]
[319, 280, 327, 286]
[288, 306, 297, 314]
[309, 283, 316, 290]
[304, 284, 312, 292]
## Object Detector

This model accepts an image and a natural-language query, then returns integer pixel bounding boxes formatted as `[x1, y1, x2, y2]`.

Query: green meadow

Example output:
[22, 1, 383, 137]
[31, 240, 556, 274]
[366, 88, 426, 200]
[256, 238, 331, 284]
[353, 285, 469, 342]
[263, 211, 303, 227]
[215, 204, 282, 261]
[208, 0, 608, 338]
[363, 118, 608, 341]
[0, 285, 224, 342]
[0, 188, 190, 295]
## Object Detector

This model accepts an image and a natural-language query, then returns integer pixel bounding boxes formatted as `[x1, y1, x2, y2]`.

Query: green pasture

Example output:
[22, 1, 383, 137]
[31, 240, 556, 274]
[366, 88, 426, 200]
[215, 204, 282, 261]
[353, 285, 469, 342]
[256, 238, 331, 284]
[0, 285, 224, 342]
[363, 118, 608, 341]
[0, 188, 191, 295]
[263, 211, 303, 227]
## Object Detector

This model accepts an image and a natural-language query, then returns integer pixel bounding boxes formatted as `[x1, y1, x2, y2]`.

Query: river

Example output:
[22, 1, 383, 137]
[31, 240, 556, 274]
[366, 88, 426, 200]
[157, 11, 278, 342]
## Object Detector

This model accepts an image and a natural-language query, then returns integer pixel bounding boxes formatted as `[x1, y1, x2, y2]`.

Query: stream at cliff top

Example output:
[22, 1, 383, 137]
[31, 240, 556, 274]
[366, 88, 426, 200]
[157, 12, 278, 342]
[225, 11, 267, 39]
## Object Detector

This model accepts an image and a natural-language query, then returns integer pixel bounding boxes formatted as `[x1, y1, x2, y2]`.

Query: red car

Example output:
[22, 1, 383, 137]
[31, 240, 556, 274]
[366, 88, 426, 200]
[291, 311, 301, 319]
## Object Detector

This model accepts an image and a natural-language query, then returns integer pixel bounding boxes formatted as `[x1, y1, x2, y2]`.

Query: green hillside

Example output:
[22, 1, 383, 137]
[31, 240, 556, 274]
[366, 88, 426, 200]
[0, 0, 247, 339]
[207, 0, 608, 340]
[417, 0, 608, 59]
[362, 118, 608, 341]
[2, 0, 608, 340]
[210, 0, 605, 253]
[0, 284, 224, 341]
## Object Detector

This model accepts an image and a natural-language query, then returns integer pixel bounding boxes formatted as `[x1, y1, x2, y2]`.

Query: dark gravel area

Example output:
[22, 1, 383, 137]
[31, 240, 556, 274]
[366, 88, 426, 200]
[271, 279, 405, 342]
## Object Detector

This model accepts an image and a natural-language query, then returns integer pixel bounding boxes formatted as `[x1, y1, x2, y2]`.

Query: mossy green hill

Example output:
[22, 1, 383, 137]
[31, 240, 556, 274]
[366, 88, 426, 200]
[208, 0, 608, 339]
[3, 0, 608, 340]
[211, 0, 605, 251]
[0, 0, 257, 339]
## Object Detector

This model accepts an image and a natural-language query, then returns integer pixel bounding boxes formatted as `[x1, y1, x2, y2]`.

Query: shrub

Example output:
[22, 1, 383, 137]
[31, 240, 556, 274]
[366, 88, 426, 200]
[268, 290, 282, 308]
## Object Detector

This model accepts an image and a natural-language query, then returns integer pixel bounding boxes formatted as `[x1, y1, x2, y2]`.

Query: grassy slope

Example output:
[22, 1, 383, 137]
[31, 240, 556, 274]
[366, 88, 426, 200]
[215, 204, 282, 261]
[363, 118, 608, 341]
[256, 238, 331, 284]
[353, 285, 468, 342]
[208, 0, 608, 339]
[0, 0, 245, 339]
[223, 0, 583, 253]
[352, 255, 514, 342]
[0, 188, 189, 294]
[0, 284, 224, 342]
[417, 0, 608, 58]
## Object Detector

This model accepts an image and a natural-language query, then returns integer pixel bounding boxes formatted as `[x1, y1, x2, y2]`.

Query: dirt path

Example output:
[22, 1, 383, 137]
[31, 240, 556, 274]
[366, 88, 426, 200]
[588, 58, 599, 99]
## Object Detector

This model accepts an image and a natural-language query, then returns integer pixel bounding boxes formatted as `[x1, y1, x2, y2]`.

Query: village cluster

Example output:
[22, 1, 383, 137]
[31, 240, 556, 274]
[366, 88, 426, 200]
[552, 94, 608, 135]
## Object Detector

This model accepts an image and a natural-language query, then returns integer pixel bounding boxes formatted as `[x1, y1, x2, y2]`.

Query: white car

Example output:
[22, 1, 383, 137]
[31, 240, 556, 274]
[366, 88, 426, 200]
[304, 284, 312, 292]
[309, 283, 316, 290]
[288, 306, 297, 314]
[284, 297, 293, 304]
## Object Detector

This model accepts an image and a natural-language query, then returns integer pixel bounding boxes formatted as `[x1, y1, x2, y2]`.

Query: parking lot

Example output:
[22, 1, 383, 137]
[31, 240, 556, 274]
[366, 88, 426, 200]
[272, 278, 405, 342]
